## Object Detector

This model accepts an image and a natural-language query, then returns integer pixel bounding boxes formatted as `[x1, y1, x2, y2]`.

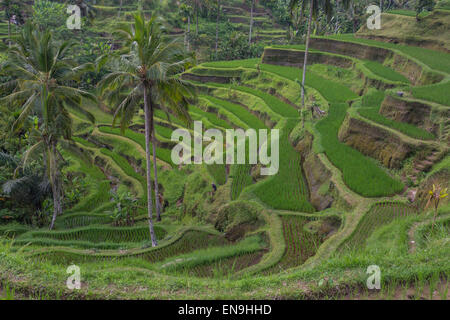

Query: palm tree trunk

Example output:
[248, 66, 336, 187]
[196, 1, 199, 36]
[143, 85, 158, 247]
[249, 0, 254, 44]
[7, 20, 11, 48]
[215, 0, 220, 57]
[150, 111, 161, 221]
[300, 0, 313, 129]
[187, 16, 191, 51]
[350, 2, 356, 34]
[49, 143, 62, 230]
[118, 0, 123, 17]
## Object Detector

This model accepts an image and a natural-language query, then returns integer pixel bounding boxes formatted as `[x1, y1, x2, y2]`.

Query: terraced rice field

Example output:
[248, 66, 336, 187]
[55, 213, 113, 229]
[363, 61, 409, 83]
[316, 103, 405, 197]
[341, 202, 419, 251]
[252, 120, 314, 212]
[411, 81, 450, 106]
[23, 225, 166, 243]
[30, 230, 229, 265]
[181, 251, 265, 278]
[358, 91, 436, 140]
[231, 164, 253, 200]
[264, 215, 326, 274]
[98, 126, 174, 166]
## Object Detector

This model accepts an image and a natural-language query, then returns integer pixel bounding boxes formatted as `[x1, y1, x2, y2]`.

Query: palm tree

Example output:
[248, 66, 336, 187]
[249, 0, 255, 44]
[195, 0, 202, 36]
[0, 23, 96, 230]
[289, 0, 349, 127]
[215, 0, 221, 57]
[98, 13, 195, 247]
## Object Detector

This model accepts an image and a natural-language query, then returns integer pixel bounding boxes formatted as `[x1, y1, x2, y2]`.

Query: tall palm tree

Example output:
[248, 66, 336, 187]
[98, 13, 195, 247]
[249, 0, 255, 44]
[289, 0, 349, 127]
[215, 0, 221, 57]
[0, 23, 96, 229]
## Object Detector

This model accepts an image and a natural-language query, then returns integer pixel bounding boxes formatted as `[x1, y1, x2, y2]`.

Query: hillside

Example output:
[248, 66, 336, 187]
[0, 1, 449, 302]
[357, 9, 450, 52]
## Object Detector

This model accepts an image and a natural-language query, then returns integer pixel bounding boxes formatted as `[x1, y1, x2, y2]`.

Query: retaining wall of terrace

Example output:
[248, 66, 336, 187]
[309, 38, 444, 85]
[338, 115, 415, 169]
[295, 132, 334, 211]
[181, 73, 233, 84]
[261, 48, 353, 68]
[380, 95, 432, 127]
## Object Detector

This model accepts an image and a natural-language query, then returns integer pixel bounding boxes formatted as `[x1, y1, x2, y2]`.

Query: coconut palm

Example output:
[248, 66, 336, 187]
[98, 13, 195, 247]
[0, 22, 96, 230]
[215, 0, 221, 56]
[249, 0, 255, 44]
[289, 0, 349, 127]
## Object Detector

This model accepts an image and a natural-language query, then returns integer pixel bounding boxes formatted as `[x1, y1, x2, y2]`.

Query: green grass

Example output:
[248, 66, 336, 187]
[55, 212, 113, 229]
[206, 82, 300, 118]
[189, 104, 233, 129]
[363, 61, 409, 83]
[315, 103, 405, 197]
[18, 225, 166, 246]
[230, 164, 253, 200]
[202, 95, 267, 130]
[190, 67, 243, 78]
[154, 109, 186, 126]
[62, 149, 112, 213]
[264, 215, 325, 273]
[202, 58, 261, 69]
[251, 119, 315, 212]
[206, 164, 227, 186]
[341, 201, 418, 251]
[322, 34, 450, 74]
[98, 126, 174, 166]
[259, 63, 358, 103]
[386, 9, 430, 18]
[411, 81, 450, 106]
[100, 148, 145, 187]
[31, 230, 228, 265]
[157, 235, 265, 277]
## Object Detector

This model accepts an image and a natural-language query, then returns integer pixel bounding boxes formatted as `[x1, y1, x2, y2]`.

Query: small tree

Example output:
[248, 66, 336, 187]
[109, 191, 138, 226]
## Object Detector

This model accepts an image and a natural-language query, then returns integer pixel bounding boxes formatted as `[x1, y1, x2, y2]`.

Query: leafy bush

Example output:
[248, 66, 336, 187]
[32, 0, 66, 29]
[215, 32, 264, 61]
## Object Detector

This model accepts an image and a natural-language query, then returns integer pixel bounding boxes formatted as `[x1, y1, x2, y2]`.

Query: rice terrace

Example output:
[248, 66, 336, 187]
[0, 0, 449, 303]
